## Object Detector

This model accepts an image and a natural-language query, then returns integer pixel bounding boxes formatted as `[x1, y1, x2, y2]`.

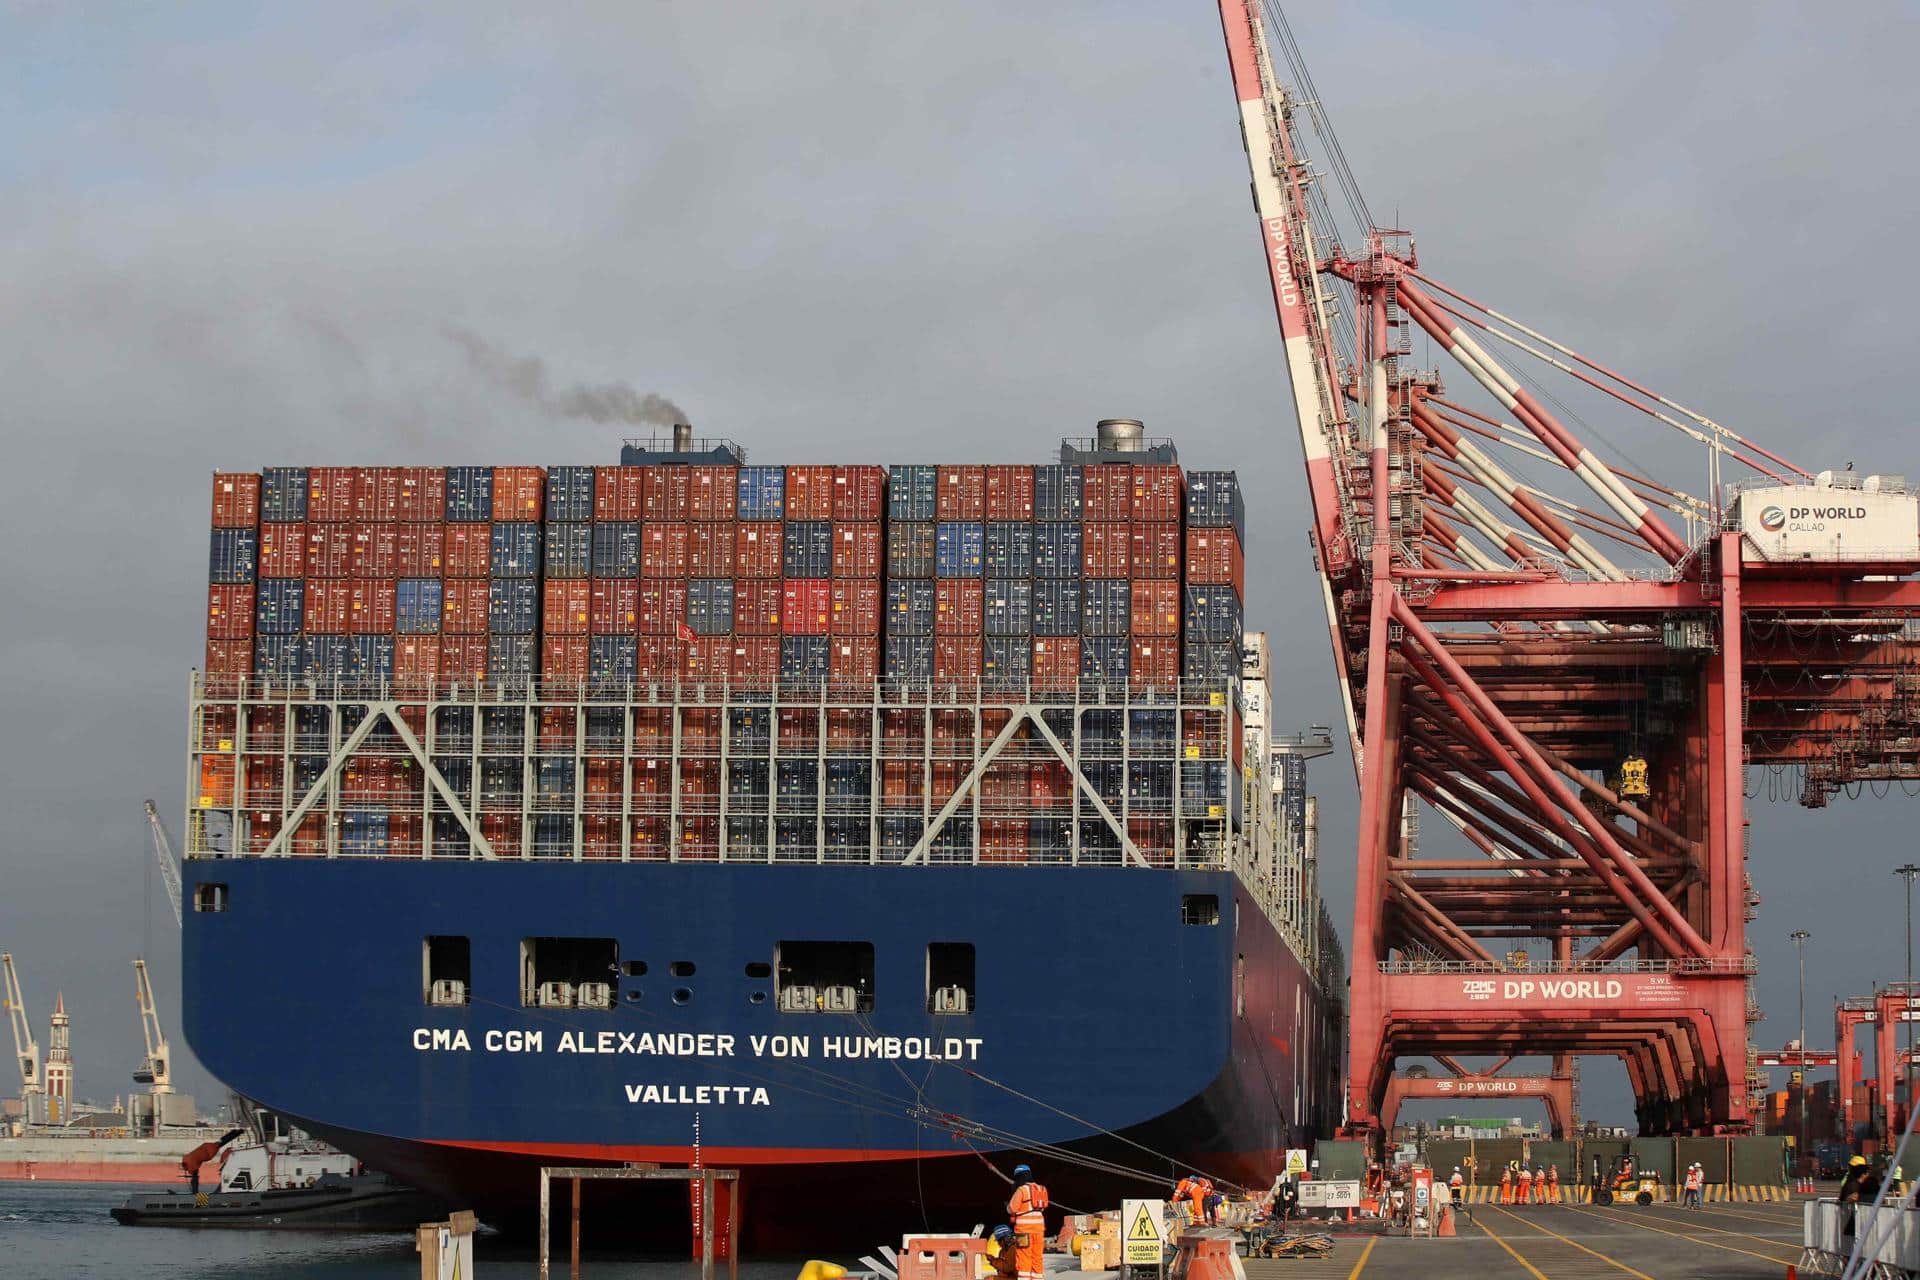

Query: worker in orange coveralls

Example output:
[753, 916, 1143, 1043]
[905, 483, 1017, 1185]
[1006, 1164, 1050, 1280]
[1546, 1164, 1560, 1203]
[1517, 1165, 1533, 1205]
[1173, 1173, 1214, 1227]
[1499, 1164, 1513, 1204]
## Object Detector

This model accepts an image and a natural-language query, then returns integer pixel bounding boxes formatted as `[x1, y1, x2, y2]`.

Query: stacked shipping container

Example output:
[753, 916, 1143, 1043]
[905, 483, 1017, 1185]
[200, 449, 1243, 863]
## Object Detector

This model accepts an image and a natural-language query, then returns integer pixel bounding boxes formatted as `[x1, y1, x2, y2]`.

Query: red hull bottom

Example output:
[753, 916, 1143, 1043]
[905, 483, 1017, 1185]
[0, 1160, 184, 1185]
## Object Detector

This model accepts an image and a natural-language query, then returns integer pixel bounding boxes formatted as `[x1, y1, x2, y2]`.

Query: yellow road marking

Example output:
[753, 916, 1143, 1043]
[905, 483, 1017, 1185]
[1474, 1213, 1549, 1280]
[1574, 1203, 1800, 1266]
[1344, 1236, 1376, 1280]
[1483, 1204, 1655, 1278]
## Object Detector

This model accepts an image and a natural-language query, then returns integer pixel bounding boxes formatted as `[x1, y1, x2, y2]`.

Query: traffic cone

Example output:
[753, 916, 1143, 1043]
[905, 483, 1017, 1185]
[1437, 1206, 1455, 1238]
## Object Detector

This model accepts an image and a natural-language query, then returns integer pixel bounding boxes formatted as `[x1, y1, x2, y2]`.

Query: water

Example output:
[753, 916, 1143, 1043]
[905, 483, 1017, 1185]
[0, 1184, 806, 1280]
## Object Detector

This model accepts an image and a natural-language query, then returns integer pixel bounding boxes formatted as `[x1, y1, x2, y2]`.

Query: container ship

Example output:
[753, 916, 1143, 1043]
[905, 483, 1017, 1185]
[178, 420, 1345, 1245]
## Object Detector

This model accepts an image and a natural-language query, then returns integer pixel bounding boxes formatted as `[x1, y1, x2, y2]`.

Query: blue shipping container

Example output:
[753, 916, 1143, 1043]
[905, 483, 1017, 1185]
[935, 522, 984, 578]
[489, 522, 542, 577]
[253, 634, 303, 678]
[1183, 585, 1243, 643]
[782, 521, 833, 578]
[885, 635, 933, 680]
[261, 467, 308, 522]
[446, 466, 494, 522]
[688, 579, 735, 635]
[984, 579, 1033, 636]
[544, 523, 592, 579]
[1034, 465, 1084, 522]
[209, 528, 258, 584]
[545, 465, 596, 524]
[886, 579, 936, 636]
[1182, 641, 1239, 681]
[888, 465, 937, 522]
[302, 634, 352, 675]
[1081, 579, 1132, 636]
[254, 578, 304, 635]
[983, 522, 1034, 578]
[488, 579, 539, 635]
[590, 635, 638, 681]
[1031, 580, 1082, 636]
[395, 579, 443, 634]
[489, 635, 537, 677]
[887, 523, 935, 579]
[1032, 522, 1082, 578]
[535, 757, 575, 797]
[1080, 636, 1130, 683]
[591, 522, 640, 578]
[780, 636, 829, 682]
[347, 635, 395, 679]
[341, 811, 389, 857]
[737, 466, 786, 521]
[983, 635, 1032, 687]
[1185, 470, 1246, 538]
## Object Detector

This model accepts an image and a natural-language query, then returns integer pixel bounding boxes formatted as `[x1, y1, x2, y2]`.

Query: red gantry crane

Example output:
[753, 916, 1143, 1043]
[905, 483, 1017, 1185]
[1214, 1, 1920, 1138]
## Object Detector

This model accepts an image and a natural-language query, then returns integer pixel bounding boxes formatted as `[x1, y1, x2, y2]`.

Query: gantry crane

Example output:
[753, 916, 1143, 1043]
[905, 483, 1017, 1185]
[1213, 1, 1920, 1139]
[144, 799, 184, 928]
[2, 953, 44, 1127]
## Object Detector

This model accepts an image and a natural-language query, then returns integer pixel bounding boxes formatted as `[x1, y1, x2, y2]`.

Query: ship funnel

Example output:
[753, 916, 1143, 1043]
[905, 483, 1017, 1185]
[672, 423, 693, 451]
[1095, 419, 1145, 452]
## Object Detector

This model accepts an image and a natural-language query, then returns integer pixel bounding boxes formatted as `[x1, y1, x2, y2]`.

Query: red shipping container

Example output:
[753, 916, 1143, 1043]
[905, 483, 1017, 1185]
[985, 465, 1035, 521]
[635, 634, 674, 678]
[495, 466, 545, 519]
[730, 636, 780, 683]
[830, 636, 879, 686]
[1184, 528, 1246, 590]
[395, 636, 441, 684]
[1081, 466, 1130, 521]
[204, 636, 253, 675]
[638, 580, 689, 634]
[1130, 580, 1180, 636]
[682, 635, 730, 679]
[641, 522, 690, 578]
[590, 578, 638, 633]
[352, 523, 399, 578]
[206, 584, 255, 640]
[934, 634, 983, 683]
[444, 524, 491, 577]
[935, 579, 984, 635]
[1031, 637, 1080, 694]
[734, 580, 782, 635]
[351, 467, 398, 520]
[440, 635, 489, 680]
[305, 524, 353, 577]
[211, 472, 261, 527]
[831, 523, 883, 578]
[980, 819, 1027, 864]
[582, 814, 620, 859]
[782, 579, 831, 636]
[480, 813, 522, 859]
[1082, 523, 1131, 578]
[1129, 637, 1179, 692]
[243, 755, 283, 801]
[349, 579, 397, 635]
[396, 467, 446, 522]
[689, 465, 737, 520]
[543, 634, 591, 680]
[595, 466, 645, 521]
[442, 579, 490, 634]
[831, 465, 886, 522]
[734, 523, 784, 578]
[305, 579, 351, 632]
[785, 465, 835, 520]
[687, 521, 734, 576]
[1130, 465, 1184, 522]
[936, 465, 986, 520]
[544, 579, 592, 635]
[1129, 522, 1181, 579]
[396, 524, 445, 577]
[643, 465, 690, 520]
[259, 522, 307, 577]
[829, 580, 881, 636]
[307, 467, 357, 522]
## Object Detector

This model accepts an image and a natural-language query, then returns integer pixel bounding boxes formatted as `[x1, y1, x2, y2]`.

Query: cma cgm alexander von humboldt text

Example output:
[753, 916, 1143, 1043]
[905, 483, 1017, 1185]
[181, 424, 1344, 1244]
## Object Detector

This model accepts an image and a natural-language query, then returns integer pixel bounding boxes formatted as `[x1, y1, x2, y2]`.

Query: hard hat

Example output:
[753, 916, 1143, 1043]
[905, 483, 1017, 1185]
[1013, 1163, 1033, 1179]
[992, 1225, 1014, 1244]
[1852, 1156, 1869, 1167]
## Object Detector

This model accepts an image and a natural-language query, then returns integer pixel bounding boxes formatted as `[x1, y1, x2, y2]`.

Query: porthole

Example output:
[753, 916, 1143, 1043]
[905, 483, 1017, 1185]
[750, 991, 768, 1005]
[673, 988, 693, 1005]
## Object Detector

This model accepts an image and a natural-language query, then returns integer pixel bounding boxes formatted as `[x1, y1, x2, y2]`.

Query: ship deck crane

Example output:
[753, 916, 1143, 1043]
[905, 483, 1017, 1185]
[131, 959, 171, 1095]
[144, 799, 184, 928]
[2, 953, 44, 1125]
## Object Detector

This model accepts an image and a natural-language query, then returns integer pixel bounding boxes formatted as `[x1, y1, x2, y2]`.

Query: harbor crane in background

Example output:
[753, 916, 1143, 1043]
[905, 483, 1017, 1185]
[1214, 0, 1920, 1139]
[2, 953, 44, 1127]
[144, 799, 184, 928]
[131, 959, 171, 1096]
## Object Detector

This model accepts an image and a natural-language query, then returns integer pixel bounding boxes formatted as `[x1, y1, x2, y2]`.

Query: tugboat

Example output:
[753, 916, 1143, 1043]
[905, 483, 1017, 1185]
[111, 1123, 452, 1230]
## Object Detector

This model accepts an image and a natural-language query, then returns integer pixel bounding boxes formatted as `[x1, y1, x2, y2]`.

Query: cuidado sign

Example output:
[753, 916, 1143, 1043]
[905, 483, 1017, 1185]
[1120, 1199, 1165, 1266]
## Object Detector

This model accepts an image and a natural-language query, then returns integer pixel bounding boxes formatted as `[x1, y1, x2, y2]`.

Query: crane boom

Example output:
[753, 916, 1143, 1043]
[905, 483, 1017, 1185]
[132, 959, 172, 1094]
[2, 953, 43, 1100]
[144, 799, 184, 928]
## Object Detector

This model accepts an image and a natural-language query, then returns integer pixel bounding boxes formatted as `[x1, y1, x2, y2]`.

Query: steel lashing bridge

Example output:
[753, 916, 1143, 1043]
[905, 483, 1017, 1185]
[1215, 0, 1920, 1137]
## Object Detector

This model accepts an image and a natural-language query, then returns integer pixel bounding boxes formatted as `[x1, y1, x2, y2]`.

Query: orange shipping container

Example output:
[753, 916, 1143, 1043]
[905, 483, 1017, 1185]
[589, 578, 638, 633]
[733, 579, 782, 635]
[305, 524, 353, 577]
[984, 465, 1035, 521]
[350, 467, 396, 520]
[935, 579, 984, 635]
[734, 523, 784, 578]
[641, 522, 690, 578]
[934, 634, 982, 683]
[396, 524, 445, 577]
[1031, 637, 1080, 694]
[198, 755, 235, 808]
[830, 636, 879, 686]
[543, 634, 591, 680]
[594, 466, 646, 521]
[395, 467, 446, 522]
[1129, 580, 1180, 637]
[1081, 466, 1130, 521]
[936, 465, 986, 520]
[643, 465, 690, 521]
[1129, 464, 1183, 521]
[638, 580, 689, 634]
[687, 521, 734, 576]
[305, 579, 350, 631]
[1128, 522, 1181, 579]
[259, 522, 307, 577]
[688, 465, 738, 520]
[830, 581, 881, 636]
[307, 467, 357, 522]
[444, 524, 491, 577]
[831, 523, 883, 578]
[1129, 638, 1178, 692]
[440, 636, 489, 680]
[785, 465, 835, 520]
[1184, 528, 1246, 590]
[394, 636, 441, 685]
[348, 579, 397, 635]
[211, 472, 261, 528]
[681, 636, 730, 679]
[352, 523, 399, 578]
[543, 579, 592, 635]
[831, 465, 887, 521]
[441, 579, 490, 634]
[494, 466, 546, 519]
[204, 636, 252, 676]
[1081, 523, 1130, 578]
[730, 636, 780, 683]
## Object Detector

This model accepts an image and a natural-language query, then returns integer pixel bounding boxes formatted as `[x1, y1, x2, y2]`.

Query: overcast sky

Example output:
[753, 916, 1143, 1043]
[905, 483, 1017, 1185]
[1, 1, 1916, 1134]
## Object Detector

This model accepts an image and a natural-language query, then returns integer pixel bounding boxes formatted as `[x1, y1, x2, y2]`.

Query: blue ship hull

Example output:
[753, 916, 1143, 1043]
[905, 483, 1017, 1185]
[181, 861, 1339, 1244]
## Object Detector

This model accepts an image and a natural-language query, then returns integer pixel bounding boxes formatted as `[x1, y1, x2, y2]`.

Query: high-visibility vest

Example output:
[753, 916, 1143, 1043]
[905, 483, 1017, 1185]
[1009, 1182, 1050, 1222]
[1684, 1169, 1703, 1191]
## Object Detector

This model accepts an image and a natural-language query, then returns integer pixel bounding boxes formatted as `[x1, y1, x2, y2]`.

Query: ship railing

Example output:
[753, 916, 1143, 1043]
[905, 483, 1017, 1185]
[1377, 956, 1757, 976]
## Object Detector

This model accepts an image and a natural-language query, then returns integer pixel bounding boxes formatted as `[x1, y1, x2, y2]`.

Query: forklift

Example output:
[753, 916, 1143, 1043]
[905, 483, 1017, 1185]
[1589, 1154, 1662, 1206]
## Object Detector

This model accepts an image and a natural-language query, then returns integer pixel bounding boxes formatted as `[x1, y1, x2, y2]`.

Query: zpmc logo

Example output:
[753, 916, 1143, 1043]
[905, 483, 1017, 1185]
[1759, 505, 1786, 532]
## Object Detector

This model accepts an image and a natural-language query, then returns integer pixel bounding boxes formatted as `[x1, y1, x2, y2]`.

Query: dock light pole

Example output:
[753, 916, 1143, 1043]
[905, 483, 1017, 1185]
[1898, 864, 1920, 1138]
[1792, 929, 1810, 1171]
